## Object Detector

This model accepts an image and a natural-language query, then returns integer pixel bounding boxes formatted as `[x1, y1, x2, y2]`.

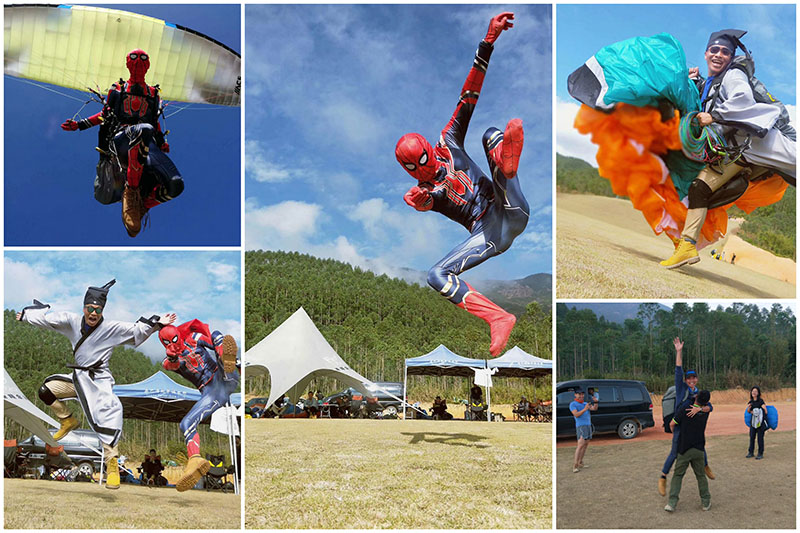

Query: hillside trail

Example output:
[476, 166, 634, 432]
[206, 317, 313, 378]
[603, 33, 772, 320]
[557, 193, 795, 299]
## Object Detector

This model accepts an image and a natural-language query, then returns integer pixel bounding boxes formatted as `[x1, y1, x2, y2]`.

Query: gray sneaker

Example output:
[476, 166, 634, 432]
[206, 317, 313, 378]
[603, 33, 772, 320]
[664, 504, 675, 512]
[703, 502, 711, 511]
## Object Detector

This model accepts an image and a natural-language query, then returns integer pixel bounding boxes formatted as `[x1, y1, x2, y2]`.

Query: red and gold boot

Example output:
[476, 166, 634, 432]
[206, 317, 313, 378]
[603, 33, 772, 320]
[489, 118, 524, 178]
[457, 286, 516, 356]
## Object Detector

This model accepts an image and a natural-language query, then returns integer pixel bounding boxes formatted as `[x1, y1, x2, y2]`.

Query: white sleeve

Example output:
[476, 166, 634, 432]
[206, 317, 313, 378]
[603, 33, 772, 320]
[106, 318, 160, 347]
[711, 69, 780, 138]
[22, 308, 79, 337]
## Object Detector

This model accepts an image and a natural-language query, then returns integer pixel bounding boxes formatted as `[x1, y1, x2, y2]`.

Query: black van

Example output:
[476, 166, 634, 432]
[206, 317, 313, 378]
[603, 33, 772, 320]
[556, 379, 655, 439]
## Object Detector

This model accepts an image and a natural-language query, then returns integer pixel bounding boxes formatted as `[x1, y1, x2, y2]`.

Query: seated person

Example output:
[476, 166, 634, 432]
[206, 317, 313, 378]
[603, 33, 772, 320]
[431, 396, 453, 420]
[363, 396, 384, 417]
[303, 391, 319, 418]
[335, 395, 350, 418]
[514, 396, 531, 419]
[141, 449, 166, 486]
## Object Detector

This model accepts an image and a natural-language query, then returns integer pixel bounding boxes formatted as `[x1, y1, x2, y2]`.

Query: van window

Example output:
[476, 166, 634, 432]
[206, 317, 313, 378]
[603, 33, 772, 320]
[556, 391, 575, 406]
[594, 386, 618, 402]
[621, 387, 644, 402]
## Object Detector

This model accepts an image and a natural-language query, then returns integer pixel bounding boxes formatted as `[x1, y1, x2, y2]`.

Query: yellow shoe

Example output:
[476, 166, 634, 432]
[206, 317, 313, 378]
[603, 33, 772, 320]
[705, 465, 715, 480]
[220, 335, 238, 374]
[660, 239, 700, 269]
[53, 415, 79, 440]
[176, 455, 210, 493]
[106, 457, 120, 490]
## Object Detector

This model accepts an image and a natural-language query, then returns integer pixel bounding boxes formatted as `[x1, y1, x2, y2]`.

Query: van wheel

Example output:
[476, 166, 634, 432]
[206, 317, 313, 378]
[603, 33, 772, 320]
[618, 419, 639, 439]
[77, 461, 95, 476]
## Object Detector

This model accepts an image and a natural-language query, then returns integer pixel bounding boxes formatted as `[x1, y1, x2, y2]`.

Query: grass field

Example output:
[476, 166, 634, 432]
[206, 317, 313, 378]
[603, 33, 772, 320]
[3, 478, 240, 529]
[245, 418, 551, 529]
[557, 193, 795, 298]
[557, 430, 795, 529]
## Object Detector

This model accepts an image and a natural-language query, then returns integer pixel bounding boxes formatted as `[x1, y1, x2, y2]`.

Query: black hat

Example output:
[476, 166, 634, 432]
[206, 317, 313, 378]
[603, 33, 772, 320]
[706, 29, 747, 53]
[84, 279, 116, 307]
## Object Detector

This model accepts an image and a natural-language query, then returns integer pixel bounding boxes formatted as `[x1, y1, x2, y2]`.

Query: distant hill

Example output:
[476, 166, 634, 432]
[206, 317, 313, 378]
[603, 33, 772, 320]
[558, 302, 670, 324]
[390, 267, 551, 316]
[556, 153, 615, 197]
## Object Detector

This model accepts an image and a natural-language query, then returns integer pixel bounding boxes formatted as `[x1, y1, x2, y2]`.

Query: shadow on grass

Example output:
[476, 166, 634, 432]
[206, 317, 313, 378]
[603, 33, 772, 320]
[400, 432, 490, 448]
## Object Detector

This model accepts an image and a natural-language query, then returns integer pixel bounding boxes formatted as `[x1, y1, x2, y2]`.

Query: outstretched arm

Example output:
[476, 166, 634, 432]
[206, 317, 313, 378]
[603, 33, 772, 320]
[440, 13, 514, 149]
[61, 110, 104, 132]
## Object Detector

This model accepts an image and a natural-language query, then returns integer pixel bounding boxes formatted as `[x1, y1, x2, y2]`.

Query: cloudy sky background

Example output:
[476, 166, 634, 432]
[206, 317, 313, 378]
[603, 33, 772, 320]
[556, 4, 796, 166]
[245, 5, 552, 281]
[4, 251, 241, 364]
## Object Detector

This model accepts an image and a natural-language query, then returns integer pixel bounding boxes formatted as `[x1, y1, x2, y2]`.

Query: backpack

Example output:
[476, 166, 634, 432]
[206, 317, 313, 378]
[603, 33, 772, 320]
[703, 47, 795, 141]
[661, 385, 689, 433]
[94, 155, 126, 205]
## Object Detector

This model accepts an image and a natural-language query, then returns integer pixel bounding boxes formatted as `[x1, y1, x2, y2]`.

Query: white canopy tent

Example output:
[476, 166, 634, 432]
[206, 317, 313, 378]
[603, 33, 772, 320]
[245, 308, 392, 409]
[4, 369, 59, 447]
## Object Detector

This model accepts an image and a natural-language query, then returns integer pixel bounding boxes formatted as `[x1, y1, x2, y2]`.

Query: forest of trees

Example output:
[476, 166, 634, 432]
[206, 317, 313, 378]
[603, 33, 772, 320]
[556, 153, 796, 259]
[245, 251, 552, 403]
[556, 302, 795, 394]
[4, 311, 232, 460]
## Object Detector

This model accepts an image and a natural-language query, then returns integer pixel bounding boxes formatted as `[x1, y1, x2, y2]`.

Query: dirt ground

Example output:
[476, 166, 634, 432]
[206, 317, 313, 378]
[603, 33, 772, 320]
[4, 477, 240, 529]
[557, 430, 795, 529]
[556, 193, 795, 298]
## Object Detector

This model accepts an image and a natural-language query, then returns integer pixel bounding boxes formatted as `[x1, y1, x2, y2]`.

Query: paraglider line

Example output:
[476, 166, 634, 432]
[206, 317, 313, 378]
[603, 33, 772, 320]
[7, 76, 88, 103]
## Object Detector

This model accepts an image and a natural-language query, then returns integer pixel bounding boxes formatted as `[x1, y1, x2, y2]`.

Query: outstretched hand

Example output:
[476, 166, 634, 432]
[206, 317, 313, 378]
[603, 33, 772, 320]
[404, 186, 432, 211]
[484, 12, 514, 44]
[673, 337, 683, 351]
[158, 313, 177, 326]
[15, 312, 22, 321]
[61, 119, 79, 131]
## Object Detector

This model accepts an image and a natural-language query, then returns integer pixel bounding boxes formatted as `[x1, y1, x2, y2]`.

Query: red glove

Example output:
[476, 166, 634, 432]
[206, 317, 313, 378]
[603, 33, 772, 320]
[160, 142, 170, 153]
[404, 186, 433, 211]
[484, 12, 514, 44]
[61, 119, 79, 131]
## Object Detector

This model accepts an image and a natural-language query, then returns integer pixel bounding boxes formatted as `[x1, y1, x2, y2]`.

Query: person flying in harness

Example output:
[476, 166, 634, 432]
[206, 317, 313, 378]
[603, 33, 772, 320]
[658, 337, 714, 496]
[16, 280, 175, 489]
[158, 319, 239, 492]
[61, 49, 185, 238]
[395, 12, 529, 356]
[661, 29, 796, 268]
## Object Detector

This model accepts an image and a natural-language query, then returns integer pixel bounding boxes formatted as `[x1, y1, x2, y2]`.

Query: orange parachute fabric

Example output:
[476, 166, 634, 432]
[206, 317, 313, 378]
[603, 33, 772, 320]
[574, 103, 788, 248]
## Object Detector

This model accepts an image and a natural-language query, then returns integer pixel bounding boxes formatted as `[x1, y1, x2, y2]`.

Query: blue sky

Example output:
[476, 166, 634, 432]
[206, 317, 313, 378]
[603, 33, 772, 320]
[556, 4, 797, 164]
[245, 5, 552, 280]
[4, 251, 241, 363]
[4, 4, 241, 246]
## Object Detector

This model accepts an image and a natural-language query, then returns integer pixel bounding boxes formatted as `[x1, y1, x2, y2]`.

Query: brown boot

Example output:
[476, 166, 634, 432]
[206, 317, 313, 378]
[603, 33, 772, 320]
[220, 335, 238, 374]
[176, 455, 210, 493]
[457, 285, 516, 356]
[122, 185, 143, 237]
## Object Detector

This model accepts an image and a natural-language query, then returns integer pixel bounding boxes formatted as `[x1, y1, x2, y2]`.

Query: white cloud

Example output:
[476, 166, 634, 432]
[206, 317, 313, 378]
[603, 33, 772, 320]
[246, 140, 293, 183]
[3, 258, 64, 307]
[245, 199, 323, 250]
[556, 98, 598, 165]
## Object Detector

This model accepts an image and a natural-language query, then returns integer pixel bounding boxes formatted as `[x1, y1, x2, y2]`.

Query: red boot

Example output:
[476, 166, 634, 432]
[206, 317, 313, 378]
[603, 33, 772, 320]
[457, 286, 516, 356]
[489, 118, 524, 178]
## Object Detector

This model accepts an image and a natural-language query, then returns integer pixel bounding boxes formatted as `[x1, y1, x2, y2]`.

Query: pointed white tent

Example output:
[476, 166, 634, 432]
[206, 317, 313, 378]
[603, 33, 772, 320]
[4, 369, 59, 447]
[488, 346, 553, 378]
[245, 308, 381, 408]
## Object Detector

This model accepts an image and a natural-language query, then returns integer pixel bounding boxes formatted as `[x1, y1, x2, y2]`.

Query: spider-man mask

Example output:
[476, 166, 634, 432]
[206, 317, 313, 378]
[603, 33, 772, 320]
[396, 133, 440, 182]
[126, 49, 150, 84]
[159, 325, 185, 357]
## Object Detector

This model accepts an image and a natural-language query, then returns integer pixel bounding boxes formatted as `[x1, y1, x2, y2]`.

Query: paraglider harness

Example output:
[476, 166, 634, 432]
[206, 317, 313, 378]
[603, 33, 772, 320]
[89, 80, 166, 205]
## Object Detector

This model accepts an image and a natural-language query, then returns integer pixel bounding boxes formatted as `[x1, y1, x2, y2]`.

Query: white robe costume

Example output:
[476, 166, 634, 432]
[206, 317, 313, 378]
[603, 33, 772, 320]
[23, 306, 159, 447]
[706, 68, 796, 178]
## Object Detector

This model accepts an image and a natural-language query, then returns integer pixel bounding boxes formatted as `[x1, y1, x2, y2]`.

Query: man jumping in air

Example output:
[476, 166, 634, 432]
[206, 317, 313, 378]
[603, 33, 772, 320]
[396, 12, 529, 356]
[158, 319, 239, 492]
[17, 280, 174, 489]
[61, 49, 184, 238]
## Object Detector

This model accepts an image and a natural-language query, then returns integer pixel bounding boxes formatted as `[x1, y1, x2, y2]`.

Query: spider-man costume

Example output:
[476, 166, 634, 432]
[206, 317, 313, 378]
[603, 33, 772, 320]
[61, 49, 184, 238]
[158, 319, 238, 491]
[396, 13, 529, 356]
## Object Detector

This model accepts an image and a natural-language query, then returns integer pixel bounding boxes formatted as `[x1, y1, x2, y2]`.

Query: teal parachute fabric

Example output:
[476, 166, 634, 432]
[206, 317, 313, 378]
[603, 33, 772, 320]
[594, 33, 701, 114]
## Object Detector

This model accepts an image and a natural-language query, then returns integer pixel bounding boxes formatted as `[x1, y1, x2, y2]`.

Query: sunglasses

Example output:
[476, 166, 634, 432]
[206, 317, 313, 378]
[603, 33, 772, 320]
[85, 305, 103, 315]
[707, 46, 732, 57]
[129, 53, 149, 61]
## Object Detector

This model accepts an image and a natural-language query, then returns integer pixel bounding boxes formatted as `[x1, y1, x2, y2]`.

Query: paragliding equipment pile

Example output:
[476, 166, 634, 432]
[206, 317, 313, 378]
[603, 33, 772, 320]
[679, 112, 750, 168]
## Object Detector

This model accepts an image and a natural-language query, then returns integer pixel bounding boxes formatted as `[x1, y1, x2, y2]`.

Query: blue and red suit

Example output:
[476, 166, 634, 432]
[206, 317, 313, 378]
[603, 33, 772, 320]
[395, 13, 528, 356]
[160, 320, 239, 458]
